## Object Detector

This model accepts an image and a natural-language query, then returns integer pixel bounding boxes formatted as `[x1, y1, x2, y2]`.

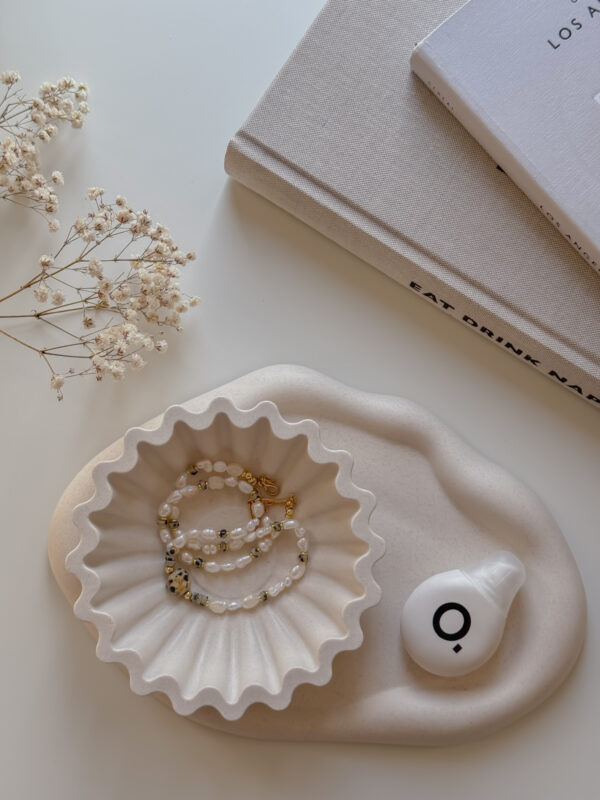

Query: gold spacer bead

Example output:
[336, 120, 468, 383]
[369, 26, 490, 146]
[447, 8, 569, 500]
[184, 591, 193, 601]
[165, 566, 174, 574]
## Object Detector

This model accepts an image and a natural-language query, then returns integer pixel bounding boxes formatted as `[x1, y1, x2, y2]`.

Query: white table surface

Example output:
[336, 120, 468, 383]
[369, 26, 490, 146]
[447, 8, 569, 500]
[1, 2, 598, 798]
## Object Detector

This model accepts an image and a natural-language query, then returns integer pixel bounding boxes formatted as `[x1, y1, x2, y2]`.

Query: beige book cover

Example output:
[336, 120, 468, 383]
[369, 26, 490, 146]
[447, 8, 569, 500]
[225, 0, 600, 409]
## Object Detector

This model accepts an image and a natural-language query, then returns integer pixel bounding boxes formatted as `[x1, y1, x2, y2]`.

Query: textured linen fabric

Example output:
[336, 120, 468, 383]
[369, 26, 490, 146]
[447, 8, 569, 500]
[225, 0, 600, 406]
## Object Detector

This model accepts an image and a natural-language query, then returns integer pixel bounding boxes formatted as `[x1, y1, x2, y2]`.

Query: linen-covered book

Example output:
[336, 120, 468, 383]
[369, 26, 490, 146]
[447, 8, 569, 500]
[411, 0, 600, 275]
[225, 0, 600, 409]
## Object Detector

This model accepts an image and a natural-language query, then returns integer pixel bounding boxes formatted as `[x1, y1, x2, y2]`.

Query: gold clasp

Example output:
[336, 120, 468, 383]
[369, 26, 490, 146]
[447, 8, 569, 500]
[256, 474, 280, 496]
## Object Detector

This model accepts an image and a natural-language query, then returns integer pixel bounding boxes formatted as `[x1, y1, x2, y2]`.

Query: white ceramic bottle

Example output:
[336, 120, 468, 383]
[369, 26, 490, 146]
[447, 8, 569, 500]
[401, 551, 526, 678]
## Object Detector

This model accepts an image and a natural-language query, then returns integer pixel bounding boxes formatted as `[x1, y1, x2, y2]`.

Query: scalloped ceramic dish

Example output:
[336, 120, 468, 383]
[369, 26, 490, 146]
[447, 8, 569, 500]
[66, 398, 384, 720]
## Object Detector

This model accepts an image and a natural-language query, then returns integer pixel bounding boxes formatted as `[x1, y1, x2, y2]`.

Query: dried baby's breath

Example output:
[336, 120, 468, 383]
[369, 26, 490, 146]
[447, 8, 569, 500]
[0, 72, 199, 399]
[0, 71, 88, 228]
[0, 192, 199, 399]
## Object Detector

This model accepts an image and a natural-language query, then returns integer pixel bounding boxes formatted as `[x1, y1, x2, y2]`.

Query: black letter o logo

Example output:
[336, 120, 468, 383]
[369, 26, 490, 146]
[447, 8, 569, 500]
[432, 602, 471, 641]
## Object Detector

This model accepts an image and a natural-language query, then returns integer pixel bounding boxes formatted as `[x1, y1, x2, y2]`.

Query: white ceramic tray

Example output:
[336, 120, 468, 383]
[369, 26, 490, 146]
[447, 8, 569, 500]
[48, 365, 586, 745]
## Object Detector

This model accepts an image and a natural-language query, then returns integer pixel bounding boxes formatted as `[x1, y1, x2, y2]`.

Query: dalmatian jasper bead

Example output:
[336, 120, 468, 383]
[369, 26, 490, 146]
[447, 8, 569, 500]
[167, 568, 190, 596]
[192, 592, 209, 607]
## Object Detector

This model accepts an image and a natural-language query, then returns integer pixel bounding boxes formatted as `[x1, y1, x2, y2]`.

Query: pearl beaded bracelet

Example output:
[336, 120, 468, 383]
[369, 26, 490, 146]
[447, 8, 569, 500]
[158, 459, 309, 613]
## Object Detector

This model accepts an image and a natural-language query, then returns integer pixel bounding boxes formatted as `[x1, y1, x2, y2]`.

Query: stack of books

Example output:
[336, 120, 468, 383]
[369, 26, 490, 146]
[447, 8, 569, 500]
[225, 0, 600, 409]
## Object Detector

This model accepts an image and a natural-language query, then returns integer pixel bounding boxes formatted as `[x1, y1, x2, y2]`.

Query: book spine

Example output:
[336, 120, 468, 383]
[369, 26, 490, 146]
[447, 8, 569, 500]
[225, 134, 600, 411]
[410, 44, 600, 277]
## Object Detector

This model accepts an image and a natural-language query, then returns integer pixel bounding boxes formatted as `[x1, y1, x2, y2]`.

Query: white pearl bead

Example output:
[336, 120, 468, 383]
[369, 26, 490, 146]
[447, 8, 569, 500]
[229, 539, 243, 551]
[237, 555, 252, 568]
[181, 551, 193, 564]
[208, 475, 224, 490]
[172, 534, 187, 549]
[295, 528, 305, 538]
[209, 600, 227, 614]
[213, 460, 227, 472]
[158, 503, 171, 518]
[246, 532, 256, 543]
[202, 544, 212, 555]
[256, 527, 269, 539]
[224, 476, 238, 487]
[284, 576, 292, 587]
[221, 561, 236, 572]
[202, 528, 216, 540]
[186, 541, 202, 551]
[175, 473, 188, 489]
[258, 539, 271, 552]
[159, 528, 171, 543]
[180, 484, 198, 497]
[296, 537, 308, 551]
[268, 581, 284, 597]
[238, 480, 253, 494]
[262, 515, 271, 527]
[251, 501, 265, 518]
[208, 544, 217, 555]
[243, 594, 260, 609]
[230, 527, 245, 539]
[283, 519, 297, 530]
[246, 519, 259, 532]
[290, 564, 305, 580]
[166, 490, 182, 504]
[204, 561, 219, 573]
[196, 459, 212, 471]
[169, 505, 180, 520]
[227, 601, 242, 612]
[227, 463, 243, 477]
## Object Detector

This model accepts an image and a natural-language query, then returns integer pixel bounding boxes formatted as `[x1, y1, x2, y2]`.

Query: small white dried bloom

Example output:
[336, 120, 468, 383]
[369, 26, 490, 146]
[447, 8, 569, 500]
[116, 207, 133, 223]
[87, 186, 104, 200]
[110, 362, 126, 380]
[48, 219, 60, 232]
[1, 70, 20, 85]
[51, 170, 64, 185]
[87, 258, 103, 278]
[58, 76, 76, 90]
[155, 339, 168, 352]
[33, 284, 49, 302]
[39, 255, 54, 268]
[51, 290, 66, 305]
[130, 353, 147, 369]
[189, 296, 201, 307]
[186, 251, 196, 261]
[50, 373, 65, 389]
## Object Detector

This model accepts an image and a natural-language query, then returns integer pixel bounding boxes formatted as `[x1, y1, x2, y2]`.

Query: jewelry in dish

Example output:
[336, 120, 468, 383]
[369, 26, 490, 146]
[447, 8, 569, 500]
[158, 459, 309, 612]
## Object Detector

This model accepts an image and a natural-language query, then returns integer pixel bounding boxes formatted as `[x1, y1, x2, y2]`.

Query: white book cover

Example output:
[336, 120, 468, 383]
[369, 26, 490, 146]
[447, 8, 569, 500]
[411, 0, 600, 275]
